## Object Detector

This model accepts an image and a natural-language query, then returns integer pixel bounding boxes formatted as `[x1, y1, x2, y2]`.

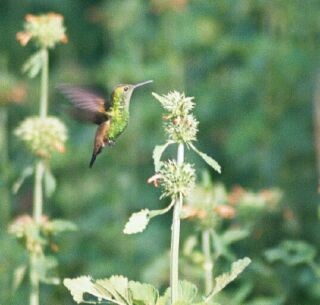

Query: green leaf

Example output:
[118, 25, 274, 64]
[123, 209, 150, 234]
[188, 143, 221, 173]
[129, 281, 158, 305]
[153, 142, 173, 172]
[96, 275, 132, 305]
[264, 240, 316, 266]
[205, 257, 251, 302]
[221, 228, 249, 245]
[22, 50, 43, 78]
[178, 281, 198, 303]
[44, 219, 77, 235]
[44, 168, 57, 198]
[64, 276, 106, 304]
[108, 275, 131, 305]
[12, 166, 34, 194]
[156, 292, 170, 305]
[12, 264, 27, 292]
[35, 256, 60, 285]
[165, 281, 198, 304]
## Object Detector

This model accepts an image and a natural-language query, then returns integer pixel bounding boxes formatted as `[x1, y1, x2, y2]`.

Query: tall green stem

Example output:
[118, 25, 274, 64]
[39, 48, 49, 118]
[202, 229, 213, 295]
[0, 107, 10, 229]
[30, 48, 49, 305]
[170, 143, 184, 304]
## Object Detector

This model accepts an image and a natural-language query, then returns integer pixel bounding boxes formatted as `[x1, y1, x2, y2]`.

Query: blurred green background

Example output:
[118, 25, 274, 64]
[1, 0, 320, 304]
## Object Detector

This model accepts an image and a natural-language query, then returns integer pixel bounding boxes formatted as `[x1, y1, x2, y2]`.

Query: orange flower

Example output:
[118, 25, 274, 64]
[214, 205, 236, 219]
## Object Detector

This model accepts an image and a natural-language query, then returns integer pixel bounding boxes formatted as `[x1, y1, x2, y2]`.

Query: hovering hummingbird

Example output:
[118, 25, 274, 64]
[58, 80, 153, 167]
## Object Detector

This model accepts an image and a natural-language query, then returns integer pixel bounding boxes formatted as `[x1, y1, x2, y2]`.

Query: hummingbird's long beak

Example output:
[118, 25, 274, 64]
[133, 80, 153, 89]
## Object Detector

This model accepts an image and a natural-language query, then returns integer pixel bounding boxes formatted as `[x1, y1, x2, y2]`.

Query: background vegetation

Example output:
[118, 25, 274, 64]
[1, 1, 320, 304]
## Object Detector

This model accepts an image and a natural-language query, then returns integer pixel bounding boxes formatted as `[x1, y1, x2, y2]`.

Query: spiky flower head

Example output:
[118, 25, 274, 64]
[17, 13, 67, 48]
[165, 114, 198, 143]
[8, 214, 48, 254]
[15, 116, 67, 158]
[158, 160, 196, 199]
[153, 91, 195, 117]
[153, 91, 198, 144]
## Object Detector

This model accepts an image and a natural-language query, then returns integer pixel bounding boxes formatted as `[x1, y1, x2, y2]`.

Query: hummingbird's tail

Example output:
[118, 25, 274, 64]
[89, 145, 103, 168]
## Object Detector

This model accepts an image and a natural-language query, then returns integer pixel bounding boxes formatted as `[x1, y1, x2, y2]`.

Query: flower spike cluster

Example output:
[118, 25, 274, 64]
[153, 91, 198, 143]
[17, 13, 67, 48]
[15, 116, 67, 159]
[159, 160, 196, 199]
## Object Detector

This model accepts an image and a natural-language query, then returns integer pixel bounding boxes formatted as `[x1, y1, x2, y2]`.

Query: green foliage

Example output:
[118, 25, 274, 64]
[188, 144, 221, 174]
[265, 240, 317, 266]
[1, 1, 320, 304]
[205, 257, 251, 302]
[64, 276, 202, 305]
[22, 51, 43, 78]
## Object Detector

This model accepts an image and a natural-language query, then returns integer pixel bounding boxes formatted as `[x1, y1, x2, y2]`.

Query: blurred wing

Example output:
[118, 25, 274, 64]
[58, 85, 108, 124]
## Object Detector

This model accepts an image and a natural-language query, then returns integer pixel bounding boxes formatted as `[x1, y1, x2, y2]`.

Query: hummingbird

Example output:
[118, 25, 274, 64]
[58, 80, 153, 167]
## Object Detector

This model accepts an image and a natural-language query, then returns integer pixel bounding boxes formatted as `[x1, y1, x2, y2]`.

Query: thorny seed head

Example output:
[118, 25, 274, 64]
[15, 116, 67, 159]
[17, 13, 67, 48]
[158, 160, 196, 199]
[153, 91, 195, 117]
[165, 114, 198, 143]
[153, 91, 198, 144]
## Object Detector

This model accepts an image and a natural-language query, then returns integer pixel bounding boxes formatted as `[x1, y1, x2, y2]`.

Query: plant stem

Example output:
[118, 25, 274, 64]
[170, 143, 184, 304]
[0, 107, 10, 229]
[29, 254, 40, 305]
[30, 47, 49, 305]
[33, 161, 44, 222]
[202, 229, 213, 295]
[39, 48, 49, 118]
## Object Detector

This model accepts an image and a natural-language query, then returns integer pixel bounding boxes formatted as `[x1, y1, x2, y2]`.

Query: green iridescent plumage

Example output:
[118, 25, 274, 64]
[58, 80, 153, 167]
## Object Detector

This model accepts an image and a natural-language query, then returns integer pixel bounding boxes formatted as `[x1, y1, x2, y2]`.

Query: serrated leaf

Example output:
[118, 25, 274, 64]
[205, 257, 251, 302]
[178, 281, 198, 303]
[166, 281, 198, 304]
[22, 50, 43, 78]
[45, 219, 77, 235]
[12, 166, 34, 194]
[44, 168, 57, 198]
[109, 275, 131, 304]
[156, 292, 170, 305]
[64, 276, 106, 304]
[123, 209, 150, 234]
[96, 276, 131, 305]
[153, 142, 173, 172]
[129, 281, 158, 305]
[189, 143, 221, 174]
[12, 264, 27, 292]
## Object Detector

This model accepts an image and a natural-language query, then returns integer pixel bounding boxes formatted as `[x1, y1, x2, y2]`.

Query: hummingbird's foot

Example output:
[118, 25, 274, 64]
[108, 140, 115, 146]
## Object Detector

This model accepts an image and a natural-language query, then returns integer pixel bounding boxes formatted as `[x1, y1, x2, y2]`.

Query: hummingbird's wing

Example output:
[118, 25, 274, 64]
[57, 85, 109, 124]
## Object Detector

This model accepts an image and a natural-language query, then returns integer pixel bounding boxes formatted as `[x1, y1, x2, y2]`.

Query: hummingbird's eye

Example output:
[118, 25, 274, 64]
[124, 86, 129, 92]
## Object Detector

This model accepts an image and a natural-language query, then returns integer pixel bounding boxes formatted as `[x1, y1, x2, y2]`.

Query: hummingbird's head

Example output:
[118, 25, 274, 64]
[113, 80, 153, 108]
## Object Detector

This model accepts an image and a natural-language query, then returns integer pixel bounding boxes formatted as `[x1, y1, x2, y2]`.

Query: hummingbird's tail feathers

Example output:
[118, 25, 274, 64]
[89, 144, 105, 168]
[89, 153, 97, 168]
